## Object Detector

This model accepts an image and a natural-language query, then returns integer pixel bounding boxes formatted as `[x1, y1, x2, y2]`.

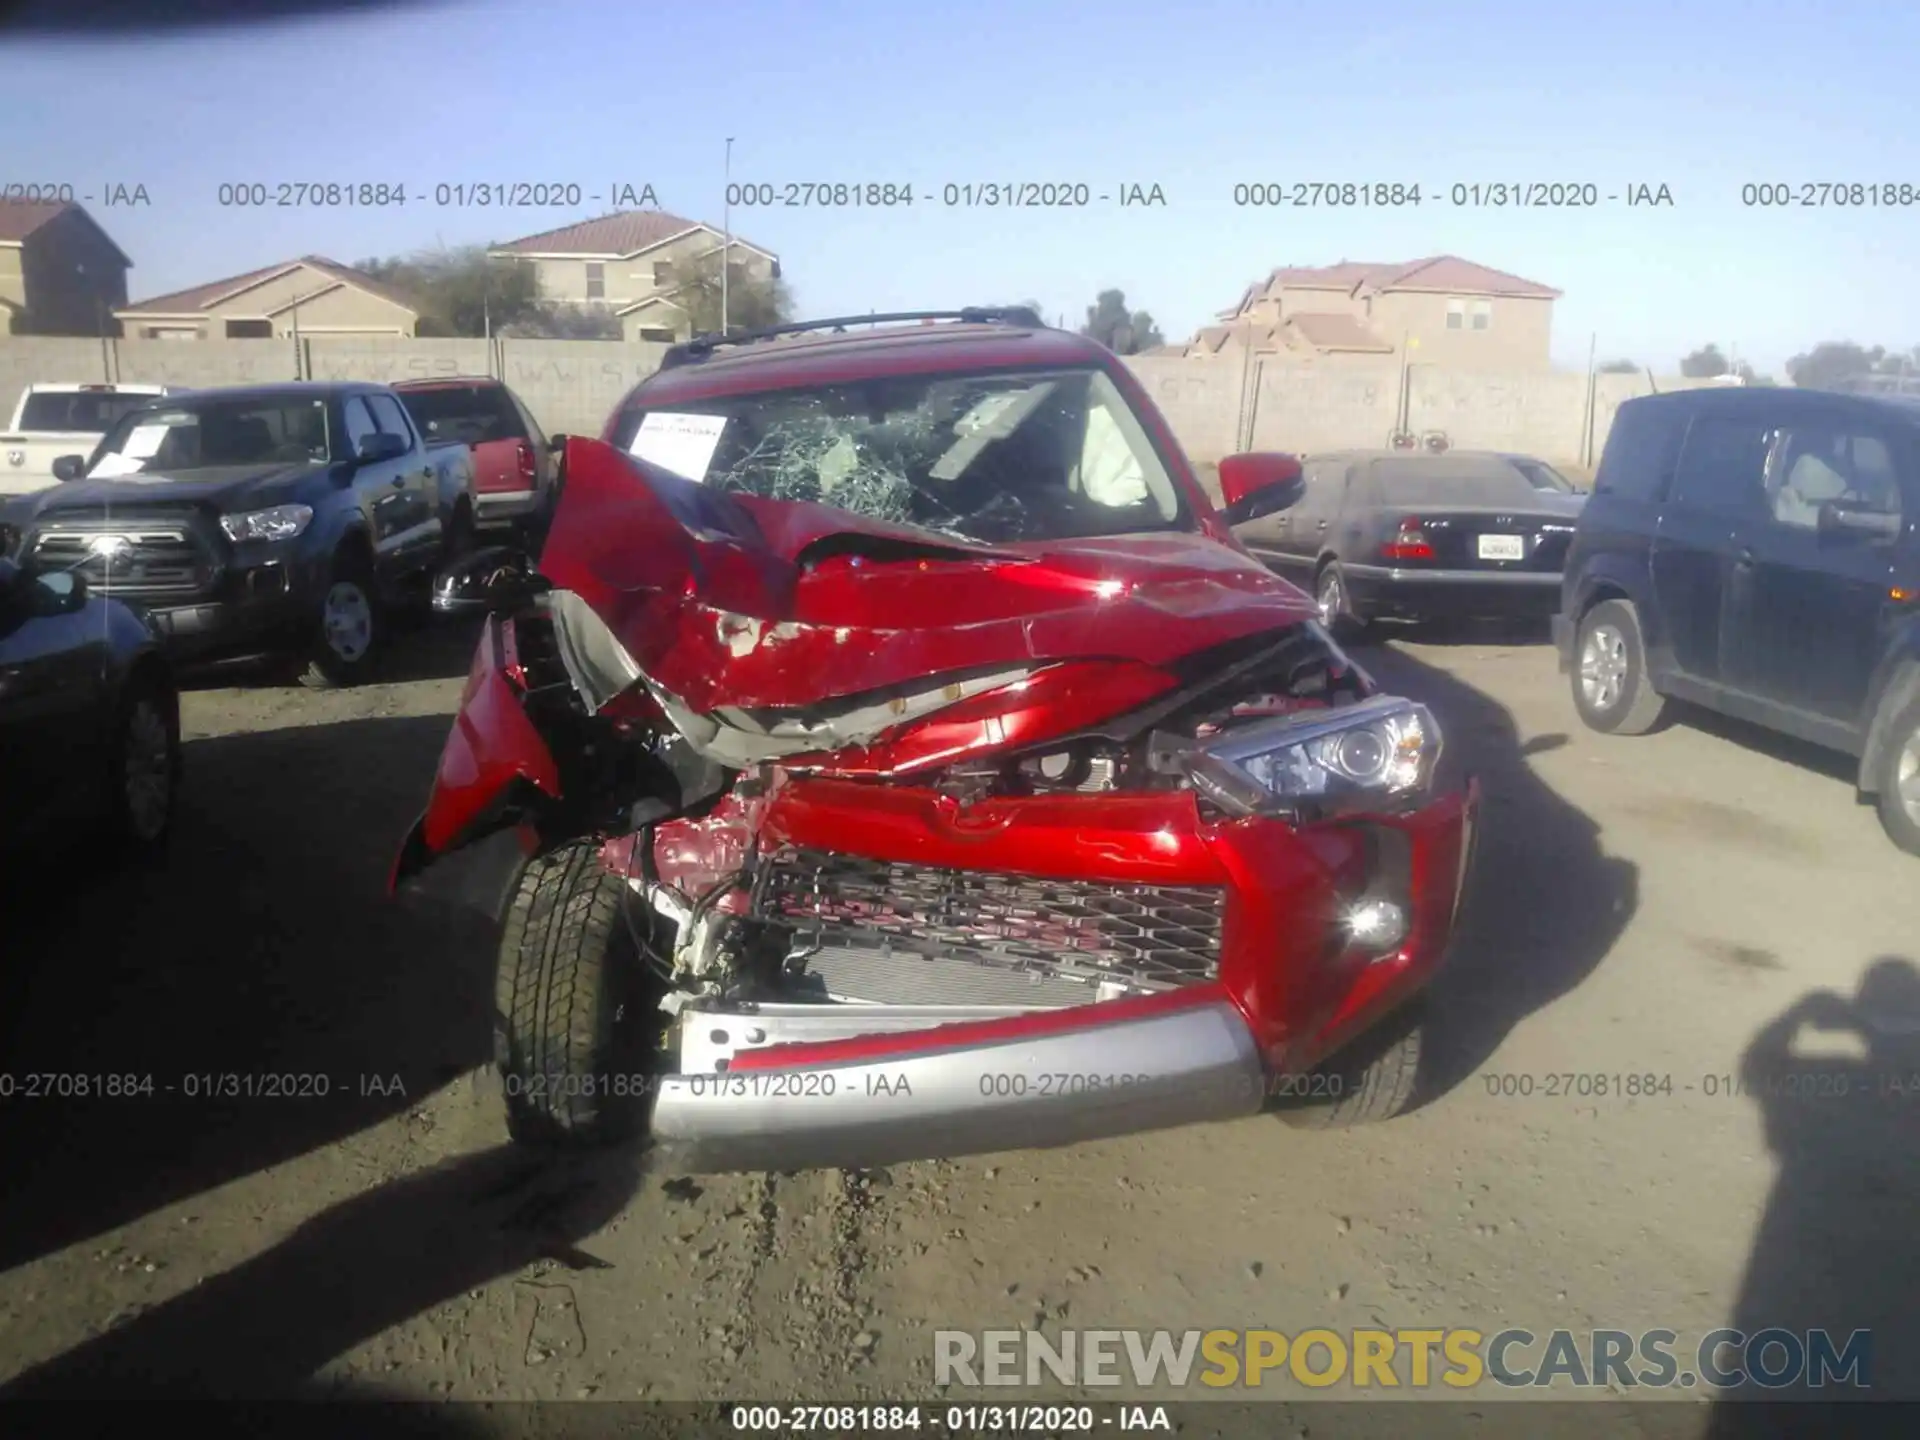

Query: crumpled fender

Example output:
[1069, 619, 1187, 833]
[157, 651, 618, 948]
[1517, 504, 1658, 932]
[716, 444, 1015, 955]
[390, 615, 561, 891]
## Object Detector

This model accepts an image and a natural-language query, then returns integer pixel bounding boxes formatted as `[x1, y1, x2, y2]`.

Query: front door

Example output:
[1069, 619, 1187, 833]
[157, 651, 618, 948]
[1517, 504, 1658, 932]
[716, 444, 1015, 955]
[1650, 411, 1773, 686]
[1734, 411, 1912, 731]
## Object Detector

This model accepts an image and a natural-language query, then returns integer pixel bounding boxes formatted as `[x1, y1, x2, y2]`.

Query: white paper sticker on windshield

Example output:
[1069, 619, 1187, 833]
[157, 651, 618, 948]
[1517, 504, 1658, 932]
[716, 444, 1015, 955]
[88, 452, 148, 478]
[629, 412, 728, 482]
[121, 423, 170, 459]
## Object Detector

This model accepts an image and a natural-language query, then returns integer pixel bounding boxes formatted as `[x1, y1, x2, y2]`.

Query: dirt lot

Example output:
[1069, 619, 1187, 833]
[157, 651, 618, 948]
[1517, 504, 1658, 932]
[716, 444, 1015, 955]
[0, 615, 1915, 1431]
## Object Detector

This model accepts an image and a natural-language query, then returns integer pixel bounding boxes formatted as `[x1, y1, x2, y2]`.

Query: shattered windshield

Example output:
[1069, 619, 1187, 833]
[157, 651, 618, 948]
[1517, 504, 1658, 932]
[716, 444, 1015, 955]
[609, 366, 1189, 544]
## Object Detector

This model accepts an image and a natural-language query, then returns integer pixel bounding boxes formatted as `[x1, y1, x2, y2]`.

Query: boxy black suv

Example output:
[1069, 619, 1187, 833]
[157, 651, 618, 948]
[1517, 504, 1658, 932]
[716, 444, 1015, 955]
[1554, 387, 1920, 854]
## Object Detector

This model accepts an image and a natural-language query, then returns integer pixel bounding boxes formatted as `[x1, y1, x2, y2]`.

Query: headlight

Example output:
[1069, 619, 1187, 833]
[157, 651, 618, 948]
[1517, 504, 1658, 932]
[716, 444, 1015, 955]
[1179, 695, 1441, 818]
[220, 504, 313, 543]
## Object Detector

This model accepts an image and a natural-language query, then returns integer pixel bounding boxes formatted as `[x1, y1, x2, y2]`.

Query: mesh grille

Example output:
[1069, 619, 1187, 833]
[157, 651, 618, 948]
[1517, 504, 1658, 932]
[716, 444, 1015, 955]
[758, 847, 1225, 990]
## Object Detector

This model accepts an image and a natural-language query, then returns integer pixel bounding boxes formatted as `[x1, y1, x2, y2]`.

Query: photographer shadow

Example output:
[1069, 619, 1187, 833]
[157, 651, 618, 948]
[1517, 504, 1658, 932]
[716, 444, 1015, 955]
[1706, 957, 1920, 1436]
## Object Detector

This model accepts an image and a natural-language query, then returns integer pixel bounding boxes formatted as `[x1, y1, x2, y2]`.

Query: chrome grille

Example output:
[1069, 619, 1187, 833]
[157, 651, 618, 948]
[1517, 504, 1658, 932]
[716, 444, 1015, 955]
[757, 847, 1226, 990]
[30, 525, 212, 598]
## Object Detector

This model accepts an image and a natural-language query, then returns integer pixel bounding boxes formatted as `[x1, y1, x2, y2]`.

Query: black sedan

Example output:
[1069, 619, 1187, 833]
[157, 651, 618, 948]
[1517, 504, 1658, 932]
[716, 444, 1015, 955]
[0, 550, 181, 859]
[1233, 449, 1586, 634]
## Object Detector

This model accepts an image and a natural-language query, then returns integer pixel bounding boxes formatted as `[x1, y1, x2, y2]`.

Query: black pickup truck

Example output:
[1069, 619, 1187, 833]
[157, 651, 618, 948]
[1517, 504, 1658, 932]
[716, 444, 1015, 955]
[0, 382, 475, 688]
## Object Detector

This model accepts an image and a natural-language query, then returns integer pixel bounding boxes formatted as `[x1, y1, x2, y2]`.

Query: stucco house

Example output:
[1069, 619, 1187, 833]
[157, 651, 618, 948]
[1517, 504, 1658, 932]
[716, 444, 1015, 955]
[1187, 256, 1561, 368]
[0, 200, 133, 336]
[488, 210, 780, 342]
[115, 256, 421, 340]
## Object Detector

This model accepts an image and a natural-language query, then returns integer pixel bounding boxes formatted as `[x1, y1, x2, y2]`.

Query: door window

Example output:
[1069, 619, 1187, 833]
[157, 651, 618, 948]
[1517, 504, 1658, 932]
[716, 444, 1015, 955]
[1764, 424, 1905, 530]
[342, 397, 379, 456]
[364, 393, 414, 444]
[1670, 416, 1770, 518]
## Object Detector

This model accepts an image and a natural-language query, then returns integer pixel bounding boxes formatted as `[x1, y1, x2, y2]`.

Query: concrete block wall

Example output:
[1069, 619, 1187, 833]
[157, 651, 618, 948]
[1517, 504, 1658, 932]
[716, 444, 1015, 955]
[3, 335, 1707, 474]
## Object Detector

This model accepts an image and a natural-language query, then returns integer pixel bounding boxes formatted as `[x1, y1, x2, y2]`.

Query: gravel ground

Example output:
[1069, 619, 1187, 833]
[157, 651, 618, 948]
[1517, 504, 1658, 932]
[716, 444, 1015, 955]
[0, 614, 1914, 1436]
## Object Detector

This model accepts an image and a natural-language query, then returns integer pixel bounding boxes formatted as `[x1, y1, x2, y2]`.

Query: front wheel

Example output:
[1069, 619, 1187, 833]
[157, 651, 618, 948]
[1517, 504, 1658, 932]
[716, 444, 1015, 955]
[1871, 695, 1920, 857]
[1277, 999, 1425, 1128]
[299, 558, 382, 690]
[495, 839, 663, 1149]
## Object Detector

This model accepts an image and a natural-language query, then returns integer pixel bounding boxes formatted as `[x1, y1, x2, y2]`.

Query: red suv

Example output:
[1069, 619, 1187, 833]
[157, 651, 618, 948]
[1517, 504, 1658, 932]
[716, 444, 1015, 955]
[393, 309, 1479, 1173]
[391, 377, 556, 541]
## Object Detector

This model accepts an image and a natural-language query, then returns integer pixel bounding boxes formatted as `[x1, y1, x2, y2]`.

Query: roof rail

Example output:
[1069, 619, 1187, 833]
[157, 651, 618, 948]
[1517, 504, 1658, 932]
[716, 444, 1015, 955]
[658, 307, 1046, 370]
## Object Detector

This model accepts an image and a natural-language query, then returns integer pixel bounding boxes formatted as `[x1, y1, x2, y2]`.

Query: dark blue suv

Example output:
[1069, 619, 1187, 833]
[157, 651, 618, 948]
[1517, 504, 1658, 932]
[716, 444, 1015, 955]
[1554, 386, 1920, 855]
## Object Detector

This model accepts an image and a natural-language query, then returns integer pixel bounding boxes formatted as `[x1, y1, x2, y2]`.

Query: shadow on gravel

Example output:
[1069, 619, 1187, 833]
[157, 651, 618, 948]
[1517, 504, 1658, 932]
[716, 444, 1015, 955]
[1351, 637, 1640, 1106]
[1704, 957, 1920, 1434]
[177, 615, 485, 694]
[0, 710, 496, 1275]
[0, 1143, 646, 1406]
[1359, 615, 1556, 649]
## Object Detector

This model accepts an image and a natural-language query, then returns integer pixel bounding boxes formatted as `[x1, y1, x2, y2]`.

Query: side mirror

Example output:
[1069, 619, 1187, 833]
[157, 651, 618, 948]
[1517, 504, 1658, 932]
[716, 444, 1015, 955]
[51, 455, 86, 482]
[32, 569, 83, 606]
[1818, 501, 1903, 544]
[355, 432, 409, 464]
[431, 544, 544, 617]
[1217, 452, 1306, 527]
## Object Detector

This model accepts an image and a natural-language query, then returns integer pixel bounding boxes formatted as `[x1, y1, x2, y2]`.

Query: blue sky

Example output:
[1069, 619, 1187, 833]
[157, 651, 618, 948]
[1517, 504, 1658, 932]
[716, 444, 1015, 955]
[5, 0, 1917, 374]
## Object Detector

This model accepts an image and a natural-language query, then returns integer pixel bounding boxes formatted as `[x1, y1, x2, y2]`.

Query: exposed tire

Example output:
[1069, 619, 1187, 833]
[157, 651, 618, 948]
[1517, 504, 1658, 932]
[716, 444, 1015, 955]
[298, 550, 382, 690]
[104, 672, 181, 857]
[1871, 695, 1920, 857]
[495, 839, 662, 1149]
[1571, 598, 1668, 736]
[1277, 998, 1425, 1129]
[1315, 560, 1367, 641]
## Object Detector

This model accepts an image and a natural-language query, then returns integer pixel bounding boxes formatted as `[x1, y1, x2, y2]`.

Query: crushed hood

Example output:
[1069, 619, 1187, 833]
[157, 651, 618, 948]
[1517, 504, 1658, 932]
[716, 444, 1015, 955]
[538, 438, 1318, 720]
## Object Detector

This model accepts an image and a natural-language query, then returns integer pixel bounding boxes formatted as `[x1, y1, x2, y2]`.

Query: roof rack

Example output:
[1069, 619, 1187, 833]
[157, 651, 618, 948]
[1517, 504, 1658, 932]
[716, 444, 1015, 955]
[658, 307, 1046, 370]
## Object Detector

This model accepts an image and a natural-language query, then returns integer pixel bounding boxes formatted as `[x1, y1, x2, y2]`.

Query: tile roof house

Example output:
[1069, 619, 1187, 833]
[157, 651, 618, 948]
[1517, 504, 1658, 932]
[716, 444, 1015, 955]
[1177, 255, 1561, 368]
[115, 256, 421, 340]
[0, 200, 134, 336]
[489, 209, 780, 343]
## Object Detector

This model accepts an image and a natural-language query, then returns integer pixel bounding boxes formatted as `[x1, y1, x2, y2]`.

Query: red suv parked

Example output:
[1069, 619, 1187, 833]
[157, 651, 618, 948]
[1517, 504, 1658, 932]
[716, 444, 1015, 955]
[392, 309, 1479, 1174]
[391, 377, 557, 542]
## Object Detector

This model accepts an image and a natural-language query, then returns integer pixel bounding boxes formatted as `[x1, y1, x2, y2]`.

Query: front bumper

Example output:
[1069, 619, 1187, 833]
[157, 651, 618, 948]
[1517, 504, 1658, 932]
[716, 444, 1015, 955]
[640, 775, 1479, 1173]
[1343, 563, 1563, 621]
[140, 571, 311, 663]
[649, 994, 1268, 1172]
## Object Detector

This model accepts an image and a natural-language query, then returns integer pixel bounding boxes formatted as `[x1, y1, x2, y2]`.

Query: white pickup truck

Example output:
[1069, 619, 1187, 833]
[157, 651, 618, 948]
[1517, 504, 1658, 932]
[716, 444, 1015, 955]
[0, 382, 177, 496]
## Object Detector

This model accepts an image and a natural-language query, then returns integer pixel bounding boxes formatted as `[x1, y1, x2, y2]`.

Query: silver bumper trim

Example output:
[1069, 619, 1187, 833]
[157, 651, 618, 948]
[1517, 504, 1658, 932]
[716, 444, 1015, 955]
[648, 998, 1267, 1173]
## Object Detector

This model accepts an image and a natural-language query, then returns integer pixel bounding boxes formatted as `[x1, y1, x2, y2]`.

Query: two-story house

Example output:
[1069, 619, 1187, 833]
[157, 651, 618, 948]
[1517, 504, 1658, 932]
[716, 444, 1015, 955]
[488, 210, 780, 342]
[1191, 256, 1561, 369]
[0, 200, 134, 336]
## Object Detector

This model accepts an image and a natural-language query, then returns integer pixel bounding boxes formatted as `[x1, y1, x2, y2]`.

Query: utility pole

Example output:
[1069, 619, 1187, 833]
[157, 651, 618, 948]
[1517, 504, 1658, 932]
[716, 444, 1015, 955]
[722, 137, 735, 335]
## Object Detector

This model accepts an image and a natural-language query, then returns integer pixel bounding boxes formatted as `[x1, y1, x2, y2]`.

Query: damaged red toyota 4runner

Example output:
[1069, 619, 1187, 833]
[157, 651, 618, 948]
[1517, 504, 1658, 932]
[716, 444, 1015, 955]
[391, 308, 1480, 1173]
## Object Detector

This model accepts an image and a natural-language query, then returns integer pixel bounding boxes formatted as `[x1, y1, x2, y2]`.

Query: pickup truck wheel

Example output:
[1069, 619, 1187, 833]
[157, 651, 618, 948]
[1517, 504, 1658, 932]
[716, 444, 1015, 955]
[105, 677, 180, 855]
[1571, 599, 1668, 735]
[1871, 696, 1920, 857]
[1276, 999, 1424, 1129]
[298, 562, 382, 690]
[495, 839, 661, 1149]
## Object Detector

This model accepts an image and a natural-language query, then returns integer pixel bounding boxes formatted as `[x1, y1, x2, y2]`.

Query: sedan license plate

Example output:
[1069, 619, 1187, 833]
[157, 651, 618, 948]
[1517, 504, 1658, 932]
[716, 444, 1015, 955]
[1477, 534, 1525, 561]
